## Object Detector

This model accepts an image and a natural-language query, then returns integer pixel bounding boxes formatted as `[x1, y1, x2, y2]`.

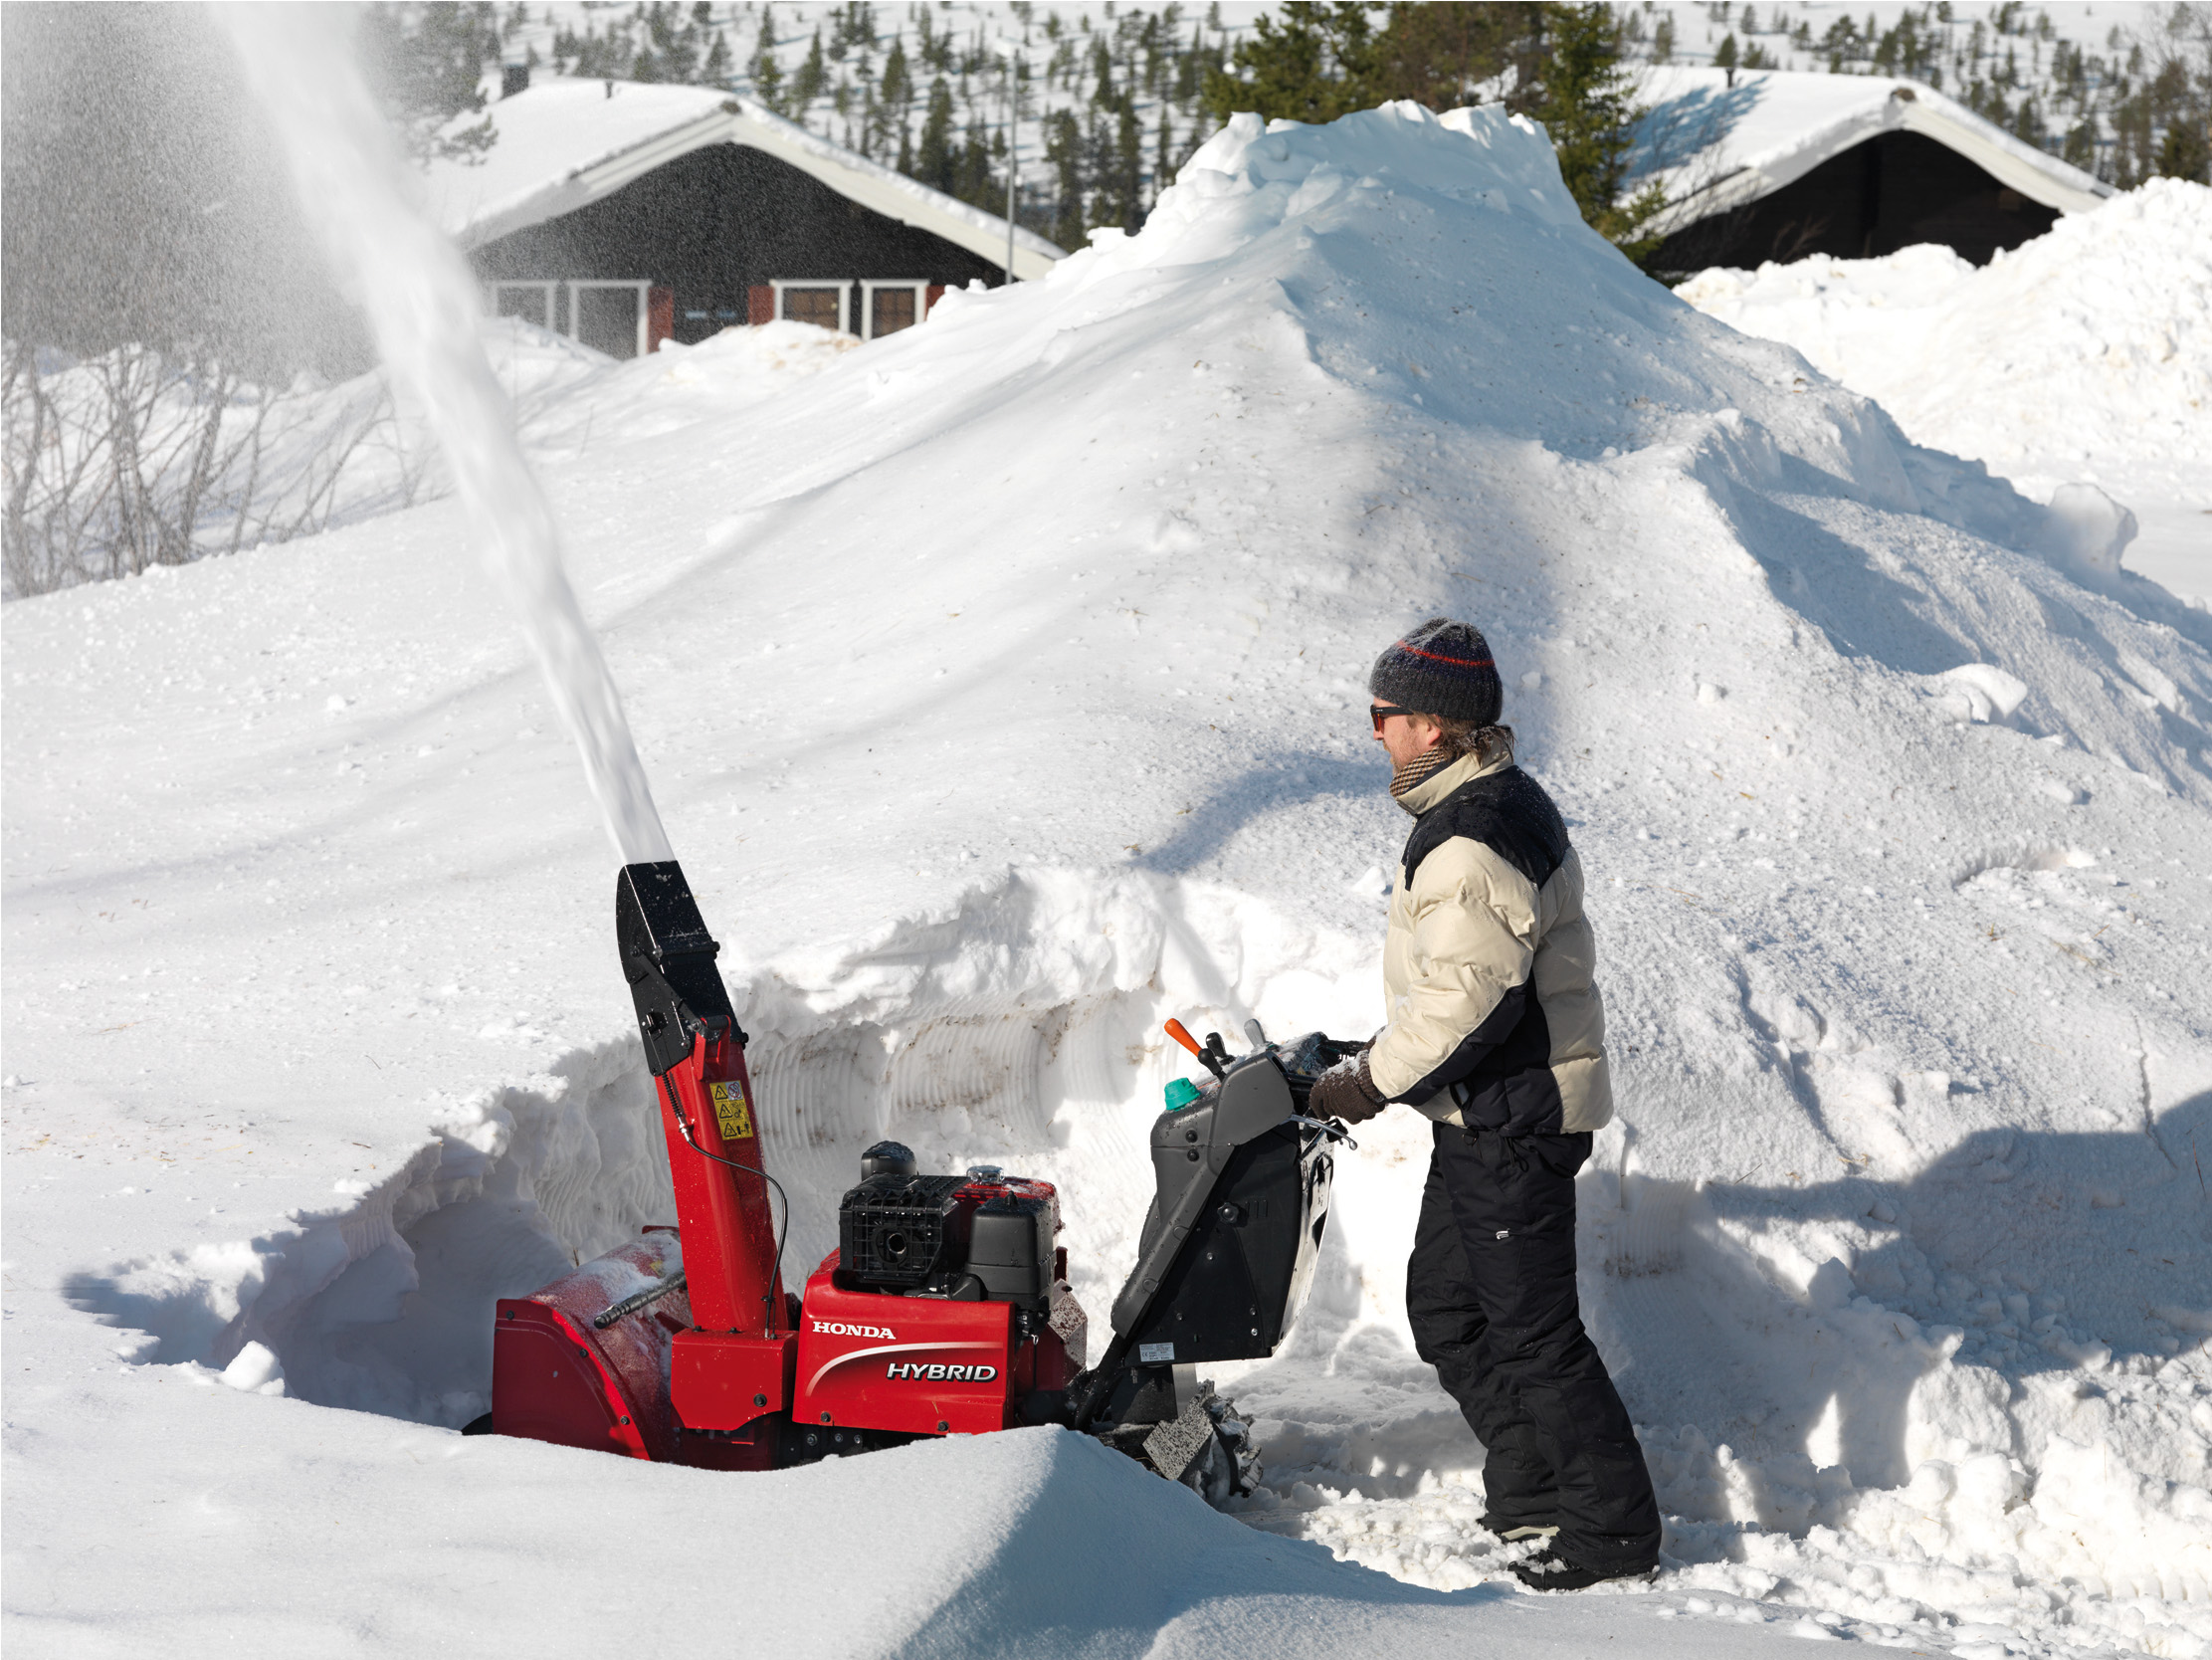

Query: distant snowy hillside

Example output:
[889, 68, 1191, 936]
[1680, 176, 2212, 604]
[6, 103, 2211, 1659]
[488, 1, 2191, 236]
[471, 0, 2194, 249]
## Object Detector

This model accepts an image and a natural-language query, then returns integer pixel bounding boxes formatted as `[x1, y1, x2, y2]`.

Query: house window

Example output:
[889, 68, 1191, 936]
[570, 281, 654, 359]
[774, 281, 850, 333]
[491, 281, 560, 331]
[861, 280, 930, 340]
[871, 288, 915, 336]
[482, 281, 667, 357]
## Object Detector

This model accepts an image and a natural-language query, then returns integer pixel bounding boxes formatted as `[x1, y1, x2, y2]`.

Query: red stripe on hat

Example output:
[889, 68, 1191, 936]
[1397, 640, 1495, 669]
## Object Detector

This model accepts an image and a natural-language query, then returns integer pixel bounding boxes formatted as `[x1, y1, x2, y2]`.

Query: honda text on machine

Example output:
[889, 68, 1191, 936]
[472, 862, 1357, 1500]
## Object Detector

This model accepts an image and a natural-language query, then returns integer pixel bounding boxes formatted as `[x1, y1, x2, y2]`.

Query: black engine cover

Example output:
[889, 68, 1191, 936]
[836, 1170, 1061, 1312]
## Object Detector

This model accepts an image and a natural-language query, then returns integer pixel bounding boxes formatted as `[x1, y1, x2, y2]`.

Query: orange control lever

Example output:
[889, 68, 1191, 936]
[1163, 1018, 1205, 1060]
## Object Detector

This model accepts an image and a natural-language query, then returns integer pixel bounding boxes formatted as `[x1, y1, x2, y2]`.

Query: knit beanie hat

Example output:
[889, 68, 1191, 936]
[1367, 618, 1503, 726]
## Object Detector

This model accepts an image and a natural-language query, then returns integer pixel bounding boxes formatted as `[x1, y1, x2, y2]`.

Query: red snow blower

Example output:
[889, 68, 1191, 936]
[473, 862, 1356, 1500]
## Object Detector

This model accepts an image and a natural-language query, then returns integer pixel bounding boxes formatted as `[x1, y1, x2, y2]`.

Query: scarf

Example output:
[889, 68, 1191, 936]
[1388, 744, 1454, 800]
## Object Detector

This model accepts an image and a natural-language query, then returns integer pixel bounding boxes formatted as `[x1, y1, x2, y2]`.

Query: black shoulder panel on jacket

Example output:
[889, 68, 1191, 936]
[1401, 765, 1570, 889]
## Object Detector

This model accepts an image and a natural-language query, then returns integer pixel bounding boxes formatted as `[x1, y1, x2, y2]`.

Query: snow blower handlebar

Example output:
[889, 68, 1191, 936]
[1068, 1016, 1349, 1435]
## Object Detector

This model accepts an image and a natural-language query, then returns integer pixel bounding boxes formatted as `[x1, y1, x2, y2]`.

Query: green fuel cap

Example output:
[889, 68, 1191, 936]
[1163, 1078, 1202, 1112]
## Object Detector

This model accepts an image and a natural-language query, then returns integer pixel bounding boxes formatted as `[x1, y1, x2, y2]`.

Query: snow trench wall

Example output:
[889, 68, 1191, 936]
[67, 869, 1374, 1425]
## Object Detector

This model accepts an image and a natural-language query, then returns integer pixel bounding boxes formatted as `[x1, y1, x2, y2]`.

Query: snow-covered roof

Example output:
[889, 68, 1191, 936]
[421, 78, 1067, 280]
[1629, 66, 2113, 238]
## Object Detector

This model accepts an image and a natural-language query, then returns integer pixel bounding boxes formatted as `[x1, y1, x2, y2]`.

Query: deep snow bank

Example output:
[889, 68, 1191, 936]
[8, 104, 2212, 1658]
[1680, 178, 2212, 603]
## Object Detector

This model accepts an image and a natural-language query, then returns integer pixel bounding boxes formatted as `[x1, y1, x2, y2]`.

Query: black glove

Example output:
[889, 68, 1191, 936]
[1309, 1051, 1388, 1125]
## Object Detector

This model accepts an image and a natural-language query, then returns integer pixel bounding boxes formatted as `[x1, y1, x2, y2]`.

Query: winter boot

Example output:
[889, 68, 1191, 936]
[1508, 1543, 1657, 1592]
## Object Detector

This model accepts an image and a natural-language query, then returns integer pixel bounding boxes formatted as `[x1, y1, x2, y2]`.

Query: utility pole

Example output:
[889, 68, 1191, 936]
[1001, 41, 1019, 283]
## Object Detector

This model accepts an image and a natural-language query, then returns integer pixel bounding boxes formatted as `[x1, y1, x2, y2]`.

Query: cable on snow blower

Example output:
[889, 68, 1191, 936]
[473, 860, 1360, 1502]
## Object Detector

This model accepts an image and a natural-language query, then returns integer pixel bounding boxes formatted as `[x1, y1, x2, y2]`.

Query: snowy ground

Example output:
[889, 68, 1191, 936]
[2, 317, 854, 600]
[7, 105, 2212, 1658]
[1679, 178, 2212, 608]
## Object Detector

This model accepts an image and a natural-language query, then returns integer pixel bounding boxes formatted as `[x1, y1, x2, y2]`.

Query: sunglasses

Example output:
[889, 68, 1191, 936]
[1369, 704, 1419, 732]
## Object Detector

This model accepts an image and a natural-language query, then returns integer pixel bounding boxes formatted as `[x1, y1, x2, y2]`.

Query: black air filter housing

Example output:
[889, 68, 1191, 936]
[838, 1174, 970, 1287]
[966, 1192, 1054, 1311]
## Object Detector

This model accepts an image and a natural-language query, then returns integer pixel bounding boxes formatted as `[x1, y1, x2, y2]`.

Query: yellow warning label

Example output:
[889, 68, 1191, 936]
[709, 1080, 754, 1142]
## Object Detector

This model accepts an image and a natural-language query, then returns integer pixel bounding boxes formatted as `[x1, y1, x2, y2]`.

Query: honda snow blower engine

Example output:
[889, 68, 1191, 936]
[478, 862, 1356, 1503]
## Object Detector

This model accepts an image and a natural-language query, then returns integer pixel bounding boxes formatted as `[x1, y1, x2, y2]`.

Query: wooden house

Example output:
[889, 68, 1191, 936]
[424, 74, 1066, 358]
[1630, 68, 2113, 276]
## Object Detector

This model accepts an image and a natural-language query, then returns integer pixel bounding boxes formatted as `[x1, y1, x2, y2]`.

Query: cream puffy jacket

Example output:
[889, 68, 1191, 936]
[1365, 747, 1614, 1136]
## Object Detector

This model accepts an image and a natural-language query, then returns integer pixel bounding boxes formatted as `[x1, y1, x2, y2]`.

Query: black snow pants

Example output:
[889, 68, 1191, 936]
[1405, 1122, 1662, 1575]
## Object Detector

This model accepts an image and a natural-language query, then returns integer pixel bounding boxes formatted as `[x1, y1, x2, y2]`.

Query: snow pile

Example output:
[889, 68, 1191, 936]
[508, 317, 860, 453]
[7, 103, 2212, 1658]
[1680, 177, 2212, 602]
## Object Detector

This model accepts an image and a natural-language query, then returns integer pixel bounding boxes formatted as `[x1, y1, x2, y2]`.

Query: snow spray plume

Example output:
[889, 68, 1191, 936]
[217, 4, 675, 867]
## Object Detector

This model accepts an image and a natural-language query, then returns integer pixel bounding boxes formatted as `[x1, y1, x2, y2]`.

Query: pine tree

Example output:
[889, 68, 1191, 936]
[1533, 4, 1667, 263]
[749, 6, 786, 112]
[1176, 25, 1204, 103]
[1202, 1, 1378, 124]
[358, 3, 502, 163]
[2154, 106, 2210, 181]
[1367, 3, 1541, 113]
[2062, 118, 2098, 170]
[792, 27, 829, 117]
[882, 37, 913, 128]
[916, 76, 957, 191]
[1084, 105, 1116, 229]
[645, 1, 702, 83]
[1113, 91, 1144, 229]
[956, 118, 998, 208]
[1044, 107, 1087, 247]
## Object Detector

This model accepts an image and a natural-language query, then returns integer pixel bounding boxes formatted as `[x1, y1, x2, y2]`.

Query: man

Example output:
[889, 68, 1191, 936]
[1308, 616, 1662, 1590]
